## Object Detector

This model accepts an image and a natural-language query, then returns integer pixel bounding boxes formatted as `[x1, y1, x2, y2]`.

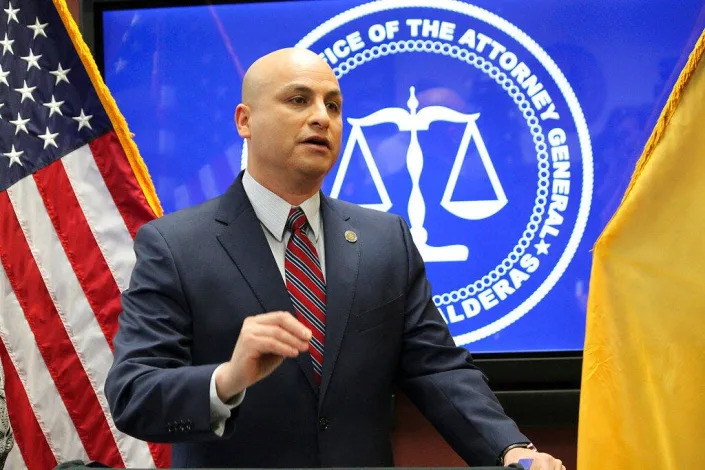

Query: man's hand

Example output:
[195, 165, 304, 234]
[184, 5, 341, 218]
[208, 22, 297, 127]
[504, 447, 565, 470]
[215, 311, 311, 401]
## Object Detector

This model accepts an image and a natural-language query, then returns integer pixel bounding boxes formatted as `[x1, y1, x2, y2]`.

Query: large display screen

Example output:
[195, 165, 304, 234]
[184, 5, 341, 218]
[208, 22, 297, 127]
[101, 0, 705, 353]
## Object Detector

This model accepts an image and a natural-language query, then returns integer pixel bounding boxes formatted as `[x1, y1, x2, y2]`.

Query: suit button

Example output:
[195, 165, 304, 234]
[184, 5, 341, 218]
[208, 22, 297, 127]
[318, 417, 329, 431]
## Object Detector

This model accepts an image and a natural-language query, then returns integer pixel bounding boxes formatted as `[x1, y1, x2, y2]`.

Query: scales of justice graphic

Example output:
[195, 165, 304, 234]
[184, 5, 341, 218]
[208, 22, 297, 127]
[330, 86, 508, 262]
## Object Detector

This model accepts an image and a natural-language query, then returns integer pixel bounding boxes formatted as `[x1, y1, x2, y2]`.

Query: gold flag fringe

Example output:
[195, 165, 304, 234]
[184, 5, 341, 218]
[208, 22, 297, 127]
[52, 0, 164, 218]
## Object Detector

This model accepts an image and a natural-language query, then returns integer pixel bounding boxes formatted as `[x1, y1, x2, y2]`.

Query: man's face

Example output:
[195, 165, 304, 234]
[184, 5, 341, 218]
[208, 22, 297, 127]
[240, 54, 343, 189]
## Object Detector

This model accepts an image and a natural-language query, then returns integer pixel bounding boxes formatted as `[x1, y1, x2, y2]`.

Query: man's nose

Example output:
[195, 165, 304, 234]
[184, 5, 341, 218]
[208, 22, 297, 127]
[308, 99, 330, 129]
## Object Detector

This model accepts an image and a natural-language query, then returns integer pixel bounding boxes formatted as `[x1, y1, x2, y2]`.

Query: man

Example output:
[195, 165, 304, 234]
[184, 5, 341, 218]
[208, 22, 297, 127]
[105, 48, 564, 469]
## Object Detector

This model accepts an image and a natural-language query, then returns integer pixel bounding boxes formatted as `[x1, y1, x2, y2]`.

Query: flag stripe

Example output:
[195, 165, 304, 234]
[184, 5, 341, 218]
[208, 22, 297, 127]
[0, 1, 168, 467]
[62, 144, 136, 293]
[0, 262, 88, 465]
[0, 187, 125, 467]
[34, 162, 122, 348]
[90, 131, 157, 239]
[63, 144, 166, 467]
[6, 172, 158, 468]
[144, 433, 169, 467]
[0, 336, 58, 470]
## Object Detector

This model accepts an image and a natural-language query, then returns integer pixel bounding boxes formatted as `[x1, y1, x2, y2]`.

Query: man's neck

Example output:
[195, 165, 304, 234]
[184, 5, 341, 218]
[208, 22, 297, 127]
[245, 168, 321, 206]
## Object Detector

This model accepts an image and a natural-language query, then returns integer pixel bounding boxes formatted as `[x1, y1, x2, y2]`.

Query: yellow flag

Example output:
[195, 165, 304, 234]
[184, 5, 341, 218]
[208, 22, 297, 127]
[578, 30, 705, 469]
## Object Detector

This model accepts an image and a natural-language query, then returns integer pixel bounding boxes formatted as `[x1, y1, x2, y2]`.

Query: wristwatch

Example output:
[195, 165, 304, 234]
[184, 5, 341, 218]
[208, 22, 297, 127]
[497, 442, 537, 465]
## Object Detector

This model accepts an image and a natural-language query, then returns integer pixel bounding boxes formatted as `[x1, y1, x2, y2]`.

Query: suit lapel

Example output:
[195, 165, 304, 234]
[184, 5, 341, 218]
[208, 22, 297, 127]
[319, 196, 360, 404]
[214, 175, 318, 393]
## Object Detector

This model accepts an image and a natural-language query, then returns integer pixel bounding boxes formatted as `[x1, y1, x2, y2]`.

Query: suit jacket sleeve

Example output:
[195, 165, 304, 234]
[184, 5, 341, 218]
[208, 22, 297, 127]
[104, 223, 237, 442]
[395, 217, 528, 465]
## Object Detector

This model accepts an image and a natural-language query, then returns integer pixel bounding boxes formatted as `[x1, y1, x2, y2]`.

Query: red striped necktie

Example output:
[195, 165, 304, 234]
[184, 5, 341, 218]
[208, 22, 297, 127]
[285, 207, 326, 385]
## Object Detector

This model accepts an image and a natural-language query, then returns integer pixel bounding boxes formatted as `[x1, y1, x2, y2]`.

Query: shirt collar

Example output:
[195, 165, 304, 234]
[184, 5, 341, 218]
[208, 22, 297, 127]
[242, 170, 321, 243]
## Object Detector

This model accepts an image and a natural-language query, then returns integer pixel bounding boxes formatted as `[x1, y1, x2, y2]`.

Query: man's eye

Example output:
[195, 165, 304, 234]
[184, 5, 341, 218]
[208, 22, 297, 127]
[290, 96, 306, 104]
[327, 102, 341, 112]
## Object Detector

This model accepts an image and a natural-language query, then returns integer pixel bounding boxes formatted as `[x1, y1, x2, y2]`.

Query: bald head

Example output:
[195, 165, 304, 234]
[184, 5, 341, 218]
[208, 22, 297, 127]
[234, 48, 343, 205]
[242, 48, 337, 106]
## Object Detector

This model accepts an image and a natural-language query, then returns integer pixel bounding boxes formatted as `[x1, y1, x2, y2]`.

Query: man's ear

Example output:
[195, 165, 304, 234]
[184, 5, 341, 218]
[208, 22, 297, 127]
[235, 104, 251, 138]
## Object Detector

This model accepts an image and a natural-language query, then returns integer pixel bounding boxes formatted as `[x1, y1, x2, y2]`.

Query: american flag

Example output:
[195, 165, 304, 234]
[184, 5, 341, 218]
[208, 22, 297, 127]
[0, 0, 169, 468]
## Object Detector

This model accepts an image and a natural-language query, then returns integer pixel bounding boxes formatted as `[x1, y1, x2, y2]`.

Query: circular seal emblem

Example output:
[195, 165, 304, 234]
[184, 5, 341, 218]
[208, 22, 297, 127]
[286, 0, 591, 346]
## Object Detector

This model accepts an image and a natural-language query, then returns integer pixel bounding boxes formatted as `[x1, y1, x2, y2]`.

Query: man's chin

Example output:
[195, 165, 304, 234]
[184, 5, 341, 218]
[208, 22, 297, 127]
[294, 155, 338, 179]
[296, 167, 331, 184]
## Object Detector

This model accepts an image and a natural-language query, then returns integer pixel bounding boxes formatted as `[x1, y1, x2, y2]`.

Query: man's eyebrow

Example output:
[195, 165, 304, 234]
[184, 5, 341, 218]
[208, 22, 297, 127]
[280, 84, 312, 94]
[326, 90, 343, 101]
[280, 84, 342, 99]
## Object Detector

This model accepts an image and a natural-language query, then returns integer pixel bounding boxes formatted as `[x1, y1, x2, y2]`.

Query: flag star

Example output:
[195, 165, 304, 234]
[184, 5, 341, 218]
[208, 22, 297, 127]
[3, 145, 23, 167]
[535, 239, 551, 256]
[10, 112, 30, 135]
[38, 127, 59, 149]
[73, 109, 93, 130]
[42, 95, 64, 117]
[14, 80, 37, 103]
[3, 3, 19, 24]
[20, 48, 42, 71]
[50, 63, 71, 84]
[0, 33, 13, 56]
[28, 17, 48, 39]
[0, 65, 9, 87]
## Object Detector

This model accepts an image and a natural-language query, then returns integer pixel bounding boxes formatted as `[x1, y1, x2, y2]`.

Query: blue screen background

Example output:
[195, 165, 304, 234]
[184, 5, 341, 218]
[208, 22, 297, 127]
[101, 0, 705, 353]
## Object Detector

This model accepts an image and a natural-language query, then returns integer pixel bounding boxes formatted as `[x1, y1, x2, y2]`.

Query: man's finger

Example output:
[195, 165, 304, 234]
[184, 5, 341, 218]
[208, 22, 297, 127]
[250, 311, 312, 340]
[247, 323, 309, 352]
[251, 334, 301, 358]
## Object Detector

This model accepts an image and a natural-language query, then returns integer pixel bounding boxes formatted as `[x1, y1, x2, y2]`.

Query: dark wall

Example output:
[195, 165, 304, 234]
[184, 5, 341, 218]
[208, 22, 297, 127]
[392, 393, 577, 467]
[67, 0, 79, 23]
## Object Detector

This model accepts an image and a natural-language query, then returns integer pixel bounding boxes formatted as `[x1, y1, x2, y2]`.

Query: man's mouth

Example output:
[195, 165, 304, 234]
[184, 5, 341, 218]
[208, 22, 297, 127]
[301, 136, 330, 149]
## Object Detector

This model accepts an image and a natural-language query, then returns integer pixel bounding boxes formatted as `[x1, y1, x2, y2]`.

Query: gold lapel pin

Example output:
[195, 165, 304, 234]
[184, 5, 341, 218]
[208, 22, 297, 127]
[344, 230, 358, 243]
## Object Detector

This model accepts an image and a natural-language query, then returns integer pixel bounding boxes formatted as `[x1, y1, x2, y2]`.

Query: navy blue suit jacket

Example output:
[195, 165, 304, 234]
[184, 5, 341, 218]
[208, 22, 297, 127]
[104, 173, 527, 467]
